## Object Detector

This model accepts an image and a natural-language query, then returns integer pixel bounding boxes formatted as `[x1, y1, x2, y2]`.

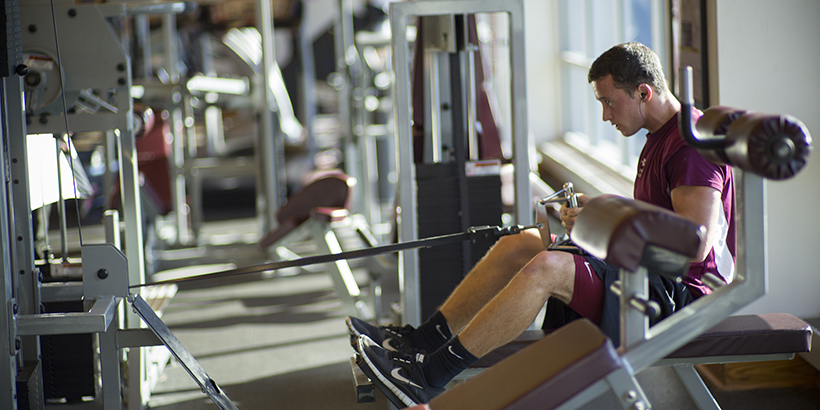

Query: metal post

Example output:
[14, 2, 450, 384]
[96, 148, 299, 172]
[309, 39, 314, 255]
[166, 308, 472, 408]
[54, 135, 69, 261]
[0, 78, 21, 409]
[255, 0, 284, 234]
[619, 267, 649, 348]
[133, 14, 153, 79]
[170, 105, 189, 244]
[465, 33, 478, 160]
[672, 364, 721, 410]
[162, 14, 190, 245]
[99, 310, 122, 410]
[337, 0, 364, 215]
[103, 210, 121, 250]
[425, 52, 443, 163]
[297, 10, 317, 161]
[7, 75, 45, 410]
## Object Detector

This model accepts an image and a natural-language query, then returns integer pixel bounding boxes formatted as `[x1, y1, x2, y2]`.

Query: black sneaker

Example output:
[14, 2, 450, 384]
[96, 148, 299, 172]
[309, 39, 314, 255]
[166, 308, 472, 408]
[346, 316, 414, 352]
[356, 335, 444, 408]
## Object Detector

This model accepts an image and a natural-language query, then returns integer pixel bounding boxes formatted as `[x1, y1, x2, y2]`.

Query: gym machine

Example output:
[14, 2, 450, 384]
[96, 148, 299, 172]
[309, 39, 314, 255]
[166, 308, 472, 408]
[389, 66, 813, 410]
[3, 1, 407, 408]
[3, 1, 249, 408]
[389, 0, 532, 326]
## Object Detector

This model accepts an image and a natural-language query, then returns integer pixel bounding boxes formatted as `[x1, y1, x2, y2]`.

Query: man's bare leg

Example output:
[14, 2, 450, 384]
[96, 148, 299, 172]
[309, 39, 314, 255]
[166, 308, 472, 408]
[439, 229, 547, 333]
[458, 250, 576, 357]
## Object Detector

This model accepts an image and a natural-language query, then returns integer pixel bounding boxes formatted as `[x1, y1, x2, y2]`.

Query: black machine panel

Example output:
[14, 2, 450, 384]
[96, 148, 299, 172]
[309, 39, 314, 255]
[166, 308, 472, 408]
[416, 162, 503, 320]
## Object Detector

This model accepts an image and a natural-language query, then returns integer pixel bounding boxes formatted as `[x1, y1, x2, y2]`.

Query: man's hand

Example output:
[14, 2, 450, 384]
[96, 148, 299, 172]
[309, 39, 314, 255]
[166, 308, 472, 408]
[560, 194, 591, 234]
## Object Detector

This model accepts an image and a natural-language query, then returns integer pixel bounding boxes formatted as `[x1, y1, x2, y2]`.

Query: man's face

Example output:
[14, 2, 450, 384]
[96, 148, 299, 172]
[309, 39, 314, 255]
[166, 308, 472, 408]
[591, 74, 644, 137]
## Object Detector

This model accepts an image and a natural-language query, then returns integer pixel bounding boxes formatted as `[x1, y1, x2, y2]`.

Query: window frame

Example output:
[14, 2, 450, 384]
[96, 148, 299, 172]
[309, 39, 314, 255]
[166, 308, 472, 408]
[557, 0, 668, 177]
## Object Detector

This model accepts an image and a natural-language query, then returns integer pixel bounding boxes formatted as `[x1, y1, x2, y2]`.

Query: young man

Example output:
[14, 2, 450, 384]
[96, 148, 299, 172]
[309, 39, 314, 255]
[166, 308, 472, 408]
[349, 42, 736, 408]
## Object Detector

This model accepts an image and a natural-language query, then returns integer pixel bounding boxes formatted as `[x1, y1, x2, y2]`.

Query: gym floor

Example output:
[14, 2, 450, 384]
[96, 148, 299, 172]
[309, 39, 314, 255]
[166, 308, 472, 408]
[143, 219, 820, 410]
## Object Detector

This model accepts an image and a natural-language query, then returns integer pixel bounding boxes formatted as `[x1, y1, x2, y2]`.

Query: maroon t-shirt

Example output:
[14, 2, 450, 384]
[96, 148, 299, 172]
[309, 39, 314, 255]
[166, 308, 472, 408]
[633, 112, 737, 298]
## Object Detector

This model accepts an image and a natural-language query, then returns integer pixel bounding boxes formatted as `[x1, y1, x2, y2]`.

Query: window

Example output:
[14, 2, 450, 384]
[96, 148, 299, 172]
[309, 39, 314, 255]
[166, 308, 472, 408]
[558, 0, 666, 174]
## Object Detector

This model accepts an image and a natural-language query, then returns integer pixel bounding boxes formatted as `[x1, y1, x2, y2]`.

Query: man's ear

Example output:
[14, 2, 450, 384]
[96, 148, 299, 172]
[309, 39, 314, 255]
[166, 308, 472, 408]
[638, 84, 651, 101]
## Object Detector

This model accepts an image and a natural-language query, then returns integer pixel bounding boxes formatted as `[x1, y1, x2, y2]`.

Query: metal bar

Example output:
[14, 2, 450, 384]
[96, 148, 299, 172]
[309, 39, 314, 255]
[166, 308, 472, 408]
[679, 66, 725, 150]
[104, 209, 121, 249]
[427, 52, 442, 162]
[55, 136, 69, 261]
[308, 219, 368, 318]
[255, 0, 283, 234]
[297, 12, 317, 160]
[41, 282, 83, 303]
[654, 353, 794, 367]
[6, 73, 46, 409]
[134, 14, 152, 78]
[133, 224, 537, 288]
[17, 296, 117, 336]
[620, 267, 649, 348]
[99, 309, 123, 410]
[124, 2, 187, 16]
[351, 356, 376, 403]
[672, 364, 721, 410]
[466, 33, 478, 160]
[131, 294, 239, 410]
[0, 76, 21, 410]
[117, 125, 146, 293]
[390, 2, 420, 325]
[605, 366, 649, 409]
[506, 1, 532, 226]
[117, 328, 163, 349]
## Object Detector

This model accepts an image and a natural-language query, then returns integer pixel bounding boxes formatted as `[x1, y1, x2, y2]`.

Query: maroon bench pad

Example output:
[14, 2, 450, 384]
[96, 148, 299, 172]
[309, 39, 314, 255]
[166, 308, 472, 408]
[471, 313, 811, 370]
[430, 319, 620, 410]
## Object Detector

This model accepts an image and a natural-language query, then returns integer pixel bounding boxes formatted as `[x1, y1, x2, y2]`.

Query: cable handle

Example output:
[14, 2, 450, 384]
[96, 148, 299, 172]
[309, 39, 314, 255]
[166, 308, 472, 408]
[538, 182, 578, 208]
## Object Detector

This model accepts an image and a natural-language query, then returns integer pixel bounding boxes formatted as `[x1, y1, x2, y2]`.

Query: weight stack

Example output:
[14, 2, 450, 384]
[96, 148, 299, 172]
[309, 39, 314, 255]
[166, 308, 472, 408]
[416, 162, 503, 320]
[41, 301, 96, 403]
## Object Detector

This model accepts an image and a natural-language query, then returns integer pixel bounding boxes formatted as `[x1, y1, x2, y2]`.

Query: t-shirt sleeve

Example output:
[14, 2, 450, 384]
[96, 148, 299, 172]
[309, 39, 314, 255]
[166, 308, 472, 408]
[666, 145, 727, 192]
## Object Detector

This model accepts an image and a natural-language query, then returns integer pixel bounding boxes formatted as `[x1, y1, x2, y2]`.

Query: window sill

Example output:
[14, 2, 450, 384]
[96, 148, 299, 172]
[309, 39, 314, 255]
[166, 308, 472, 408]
[536, 138, 634, 198]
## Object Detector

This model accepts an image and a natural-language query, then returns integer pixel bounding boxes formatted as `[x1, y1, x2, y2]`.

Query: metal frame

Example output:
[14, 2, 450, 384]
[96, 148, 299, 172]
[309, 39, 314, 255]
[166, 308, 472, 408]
[443, 170, 766, 409]
[131, 294, 239, 410]
[6, 64, 46, 408]
[623, 174, 765, 368]
[1, 77, 23, 410]
[255, 0, 286, 234]
[267, 216, 373, 320]
[389, 0, 531, 325]
[3, 0, 298, 408]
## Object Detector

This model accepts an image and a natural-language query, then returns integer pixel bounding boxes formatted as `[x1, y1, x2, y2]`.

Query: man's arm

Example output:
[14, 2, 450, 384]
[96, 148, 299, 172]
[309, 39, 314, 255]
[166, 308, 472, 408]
[670, 185, 723, 262]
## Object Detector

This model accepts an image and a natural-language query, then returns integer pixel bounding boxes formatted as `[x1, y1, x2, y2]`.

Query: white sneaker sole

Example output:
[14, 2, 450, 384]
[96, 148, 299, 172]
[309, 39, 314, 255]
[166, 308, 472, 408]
[356, 335, 419, 407]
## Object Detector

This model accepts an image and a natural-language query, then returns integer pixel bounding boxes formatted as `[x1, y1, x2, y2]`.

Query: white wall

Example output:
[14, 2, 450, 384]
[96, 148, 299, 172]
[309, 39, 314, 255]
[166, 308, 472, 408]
[714, 0, 820, 318]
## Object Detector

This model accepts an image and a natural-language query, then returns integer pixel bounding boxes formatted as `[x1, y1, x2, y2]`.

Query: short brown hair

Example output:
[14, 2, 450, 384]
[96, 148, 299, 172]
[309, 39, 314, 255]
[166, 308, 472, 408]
[588, 42, 668, 97]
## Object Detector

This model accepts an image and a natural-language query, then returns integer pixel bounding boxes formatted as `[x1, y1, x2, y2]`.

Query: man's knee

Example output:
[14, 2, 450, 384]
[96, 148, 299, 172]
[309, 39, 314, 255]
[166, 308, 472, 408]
[489, 229, 545, 263]
[517, 251, 576, 303]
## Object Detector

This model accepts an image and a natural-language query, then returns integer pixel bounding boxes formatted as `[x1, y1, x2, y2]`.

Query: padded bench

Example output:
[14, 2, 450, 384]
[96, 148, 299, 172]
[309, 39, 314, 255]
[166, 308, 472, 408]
[453, 313, 812, 410]
[424, 195, 810, 410]
[423, 318, 643, 410]
[466, 313, 811, 371]
[361, 194, 805, 409]
[258, 172, 374, 319]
